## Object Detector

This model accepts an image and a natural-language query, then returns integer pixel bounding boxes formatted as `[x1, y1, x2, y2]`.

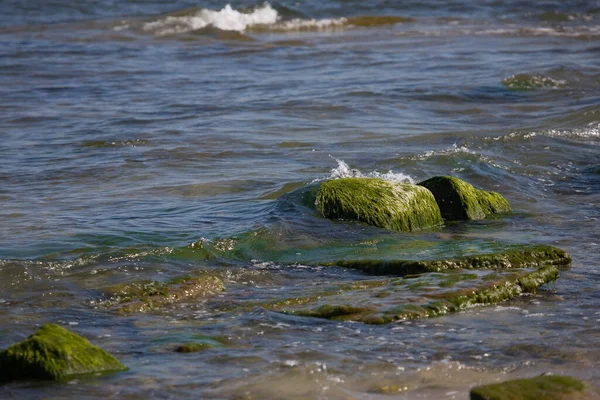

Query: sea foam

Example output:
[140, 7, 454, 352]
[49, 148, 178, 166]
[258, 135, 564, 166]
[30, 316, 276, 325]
[143, 3, 279, 35]
[320, 158, 415, 184]
[142, 3, 349, 35]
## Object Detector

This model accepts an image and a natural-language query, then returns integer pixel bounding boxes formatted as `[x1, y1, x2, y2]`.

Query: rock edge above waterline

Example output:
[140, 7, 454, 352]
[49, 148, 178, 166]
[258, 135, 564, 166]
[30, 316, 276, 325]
[419, 176, 512, 221]
[316, 177, 443, 232]
[470, 375, 595, 400]
[0, 324, 126, 382]
[323, 244, 571, 276]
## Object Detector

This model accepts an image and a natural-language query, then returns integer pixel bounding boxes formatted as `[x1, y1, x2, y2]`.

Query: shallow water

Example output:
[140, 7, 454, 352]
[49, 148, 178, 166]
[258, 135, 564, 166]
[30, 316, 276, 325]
[1, 0, 599, 398]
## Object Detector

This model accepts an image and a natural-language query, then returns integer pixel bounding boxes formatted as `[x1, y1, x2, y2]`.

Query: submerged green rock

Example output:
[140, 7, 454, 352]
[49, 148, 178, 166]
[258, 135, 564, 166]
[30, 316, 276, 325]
[470, 375, 589, 400]
[0, 324, 126, 382]
[418, 176, 511, 221]
[316, 178, 443, 232]
[174, 343, 213, 353]
[284, 265, 560, 324]
[100, 275, 225, 314]
[324, 244, 571, 276]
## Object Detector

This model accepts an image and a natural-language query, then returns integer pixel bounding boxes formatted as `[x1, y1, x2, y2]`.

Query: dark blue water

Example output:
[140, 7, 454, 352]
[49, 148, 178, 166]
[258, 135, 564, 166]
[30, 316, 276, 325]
[1, 1, 599, 398]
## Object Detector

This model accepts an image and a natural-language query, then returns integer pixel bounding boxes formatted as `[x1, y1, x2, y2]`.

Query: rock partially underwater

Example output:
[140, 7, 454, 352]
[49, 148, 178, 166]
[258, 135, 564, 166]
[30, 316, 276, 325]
[263, 263, 561, 324]
[0, 324, 126, 382]
[323, 244, 571, 276]
[98, 275, 225, 314]
[419, 176, 511, 221]
[224, 244, 570, 324]
[470, 375, 594, 400]
[85, 178, 568, 326]
[316, 177, 443, 232]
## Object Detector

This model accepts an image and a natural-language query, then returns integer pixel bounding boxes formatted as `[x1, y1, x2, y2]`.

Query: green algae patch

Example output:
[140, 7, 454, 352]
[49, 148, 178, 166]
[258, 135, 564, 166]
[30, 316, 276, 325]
[324, 245, 571, 276]
[0, 324, 126, 382]
[174, 343, 213, 353]
[291, 305, 376, 320]
[418, 176, 511, 221]
[470, 375, 588, 400]
[435, 265, 559, 311]
[100, 275, 225, 314]
[502, 73, 567, 90]
[275, 265, 560, 324]
[316, 178, 443, 232]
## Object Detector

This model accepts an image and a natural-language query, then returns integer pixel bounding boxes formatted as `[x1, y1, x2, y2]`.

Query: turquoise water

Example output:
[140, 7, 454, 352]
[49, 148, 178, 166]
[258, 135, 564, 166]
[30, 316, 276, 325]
[1, 1, 599, 398]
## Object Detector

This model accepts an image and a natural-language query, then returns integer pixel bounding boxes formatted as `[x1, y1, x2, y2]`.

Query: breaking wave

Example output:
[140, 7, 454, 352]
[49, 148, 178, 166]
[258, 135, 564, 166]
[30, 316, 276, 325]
[139, 3, 411, 36]
[320, 158, 415, 184]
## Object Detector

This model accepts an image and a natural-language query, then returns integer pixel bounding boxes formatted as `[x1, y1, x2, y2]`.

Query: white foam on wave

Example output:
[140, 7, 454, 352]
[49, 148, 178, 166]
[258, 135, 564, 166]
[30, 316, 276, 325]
[318, 158, 415, 184]
[544, 123, 600, 139]
[142, 3, 349, 35]
[274, 17, 347, 32]
[143, 3, 279, 35]
[401, 25, 600, 39]
[411, 143, 475, 161]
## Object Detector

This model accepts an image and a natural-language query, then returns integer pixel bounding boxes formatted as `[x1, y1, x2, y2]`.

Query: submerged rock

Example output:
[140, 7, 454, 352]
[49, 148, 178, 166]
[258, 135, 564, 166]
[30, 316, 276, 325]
[418, 176, 511, 221]
[282, 265, 560, 324]
[0, 324, 126, 382]
[316, 178, 443, 232]
[174, 343, 213, 353]
[324, 244, 571, 276]
[470, 375, 591, 400]
[502, 73, 567, 90]
[100, 275, 225, 314]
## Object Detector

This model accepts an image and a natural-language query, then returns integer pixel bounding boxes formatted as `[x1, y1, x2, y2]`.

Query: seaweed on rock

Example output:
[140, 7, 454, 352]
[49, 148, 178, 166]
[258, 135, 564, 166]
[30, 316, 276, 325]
[323, 245, 571, 276]
[418, 176, 511, 221]
[0, 324, 126, 382]
[281, 265, 560, 324]
[316, 177, 443, 232]
[470, 375, 590, 400]
[99, 275, 225, 314]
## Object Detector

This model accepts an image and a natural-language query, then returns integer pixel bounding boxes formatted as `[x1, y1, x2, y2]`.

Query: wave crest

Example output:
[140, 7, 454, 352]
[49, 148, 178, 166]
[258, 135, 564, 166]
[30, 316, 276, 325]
[320, 158, 415, 184]
[143, 3, 279, 35]
[140, 3, 411, 36]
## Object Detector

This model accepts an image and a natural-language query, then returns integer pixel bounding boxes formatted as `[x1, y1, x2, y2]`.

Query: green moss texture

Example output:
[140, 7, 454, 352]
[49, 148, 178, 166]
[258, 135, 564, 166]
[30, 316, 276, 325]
[316, 178, 443, 232]
[283, 265, 560, 324]
[324, 245, 571, 276]
[418, 176, 512, 220]
[470, 375, 588, 400]
[0, 324, 126, 382]
[100, 275, 225, 314]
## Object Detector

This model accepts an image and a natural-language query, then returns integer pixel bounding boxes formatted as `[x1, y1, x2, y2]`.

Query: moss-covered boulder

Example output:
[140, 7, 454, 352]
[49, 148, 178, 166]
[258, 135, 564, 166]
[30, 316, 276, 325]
[470, 375, 591, 400]
[418, 176, 511, 221]
[316, 178, 443, 232]
[0, 324, 126, 382]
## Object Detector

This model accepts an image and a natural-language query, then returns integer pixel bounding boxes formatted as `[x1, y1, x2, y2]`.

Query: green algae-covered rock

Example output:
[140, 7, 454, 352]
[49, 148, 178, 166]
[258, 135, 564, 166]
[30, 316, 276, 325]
[283, 265, 560, 324]
[174, 343, 213, 353]
[324, 244, 571, 276]
[101, 275, 225, 314]
[0, 324, 126, 382]
[418, 176, 511, 221]
[470, 375, 589, 400]
[316, 178, 443, 232]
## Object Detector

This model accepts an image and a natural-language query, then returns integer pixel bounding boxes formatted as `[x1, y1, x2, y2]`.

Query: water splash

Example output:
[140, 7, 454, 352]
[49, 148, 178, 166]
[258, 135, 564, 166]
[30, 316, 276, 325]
[411, 143, 475, 161]
[139, 3, 410, 36]
[143, 3, 279, 35]
[322, 158, 415, 183]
